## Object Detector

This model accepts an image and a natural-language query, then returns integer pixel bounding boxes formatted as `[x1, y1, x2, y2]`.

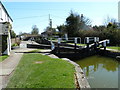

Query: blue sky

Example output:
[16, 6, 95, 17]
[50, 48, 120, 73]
[2, 1, 118, 35]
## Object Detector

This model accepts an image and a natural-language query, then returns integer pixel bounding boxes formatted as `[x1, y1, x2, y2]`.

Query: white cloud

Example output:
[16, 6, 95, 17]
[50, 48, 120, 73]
[1, 0, 120, 2]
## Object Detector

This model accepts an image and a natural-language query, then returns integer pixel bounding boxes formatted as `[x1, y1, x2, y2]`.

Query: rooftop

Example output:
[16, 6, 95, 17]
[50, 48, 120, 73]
[0, 1, 13, 22]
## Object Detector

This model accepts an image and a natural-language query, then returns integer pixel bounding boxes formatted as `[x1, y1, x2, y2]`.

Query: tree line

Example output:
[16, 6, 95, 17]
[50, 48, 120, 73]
[44, 11, 120, 46]
[12, 11, 120, 46]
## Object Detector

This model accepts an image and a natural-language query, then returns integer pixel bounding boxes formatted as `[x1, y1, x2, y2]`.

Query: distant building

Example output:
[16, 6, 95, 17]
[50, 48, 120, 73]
[0, 1, 13, 55]
[80, 14, 93, 30]
[118, 1, 120, 23]
[117, 1, 120, 28]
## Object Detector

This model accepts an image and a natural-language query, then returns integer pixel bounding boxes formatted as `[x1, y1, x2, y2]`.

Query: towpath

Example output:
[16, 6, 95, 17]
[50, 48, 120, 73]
[0, 41, 38, 89]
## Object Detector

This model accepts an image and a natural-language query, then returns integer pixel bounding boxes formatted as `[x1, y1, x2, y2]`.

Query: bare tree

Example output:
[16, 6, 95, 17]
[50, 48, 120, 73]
[31, 25, 39, 35]
[103, 16, 117, 26]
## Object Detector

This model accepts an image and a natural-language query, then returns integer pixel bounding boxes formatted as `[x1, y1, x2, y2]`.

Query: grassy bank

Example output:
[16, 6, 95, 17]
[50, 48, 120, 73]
[107, 46, 120, 51]
[7, 53, 75, 88]
[68, 43, 86, 46]
[0, 55, 8, 62]
[28, 49, 42, 53]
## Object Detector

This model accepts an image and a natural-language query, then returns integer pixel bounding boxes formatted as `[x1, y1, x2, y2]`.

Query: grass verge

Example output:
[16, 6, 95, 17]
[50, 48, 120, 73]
[107, 46, 120, 51]
[7, 53, 75, 88]
[68, 43, 86, 46]
[0, 55, 8, 62]
[28, 49, 42, 53]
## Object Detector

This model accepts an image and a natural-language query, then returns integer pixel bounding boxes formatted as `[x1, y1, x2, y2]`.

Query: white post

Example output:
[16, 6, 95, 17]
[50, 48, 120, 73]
[51, 41, 55, 50]
[103, 41, 106, 47]
[65, 34, 68, 41]
[94, 37, 97, 42]
[4, 31, 11, 55]
[75, 38, 77, 44]
[8, 31, 11, 51]
[7, 36, 10, 55]
[106, 39, 110, 44]
[58, 38, 61, 44]
[86, 37, 89, 43]
[97, 37, 99, 42]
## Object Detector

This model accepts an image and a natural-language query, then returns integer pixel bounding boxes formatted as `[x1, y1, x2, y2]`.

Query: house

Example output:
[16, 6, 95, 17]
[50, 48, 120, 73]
[80, 14, 93, 30]
[41, 31, 48, 38]
[0, 1, 13, 55]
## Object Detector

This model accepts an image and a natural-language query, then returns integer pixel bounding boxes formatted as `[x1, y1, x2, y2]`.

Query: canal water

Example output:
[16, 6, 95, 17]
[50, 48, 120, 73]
[75, 55, 120, 88]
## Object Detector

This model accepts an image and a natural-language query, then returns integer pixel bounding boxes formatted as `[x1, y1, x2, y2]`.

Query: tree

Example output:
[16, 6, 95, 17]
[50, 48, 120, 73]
[10, 30, 16, 38]
[104, 16, 117, 27]
[65, 11, 91, 37]
[44, 26, 56, 37]
[57, 24, 66, 37]
[65, 11, 80, 37]
[93, 25, 106, 32]
[31, 25, 39, 35]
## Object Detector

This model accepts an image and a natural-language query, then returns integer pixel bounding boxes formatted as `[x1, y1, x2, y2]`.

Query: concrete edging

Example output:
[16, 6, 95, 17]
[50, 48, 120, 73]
[41, 52, 90, 89]
[62, 58, 90, 89]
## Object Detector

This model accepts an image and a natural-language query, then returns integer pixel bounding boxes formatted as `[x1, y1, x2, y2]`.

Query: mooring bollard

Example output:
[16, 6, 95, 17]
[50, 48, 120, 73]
[94, 42, 97, 51]
[94, 37, 98, 51]
[86, 37, 89, 51]
[50, 41, 55, 51]
[103, 41, 106, 51]
[58, 38, 61, 54]
[106, 39, 110, 44]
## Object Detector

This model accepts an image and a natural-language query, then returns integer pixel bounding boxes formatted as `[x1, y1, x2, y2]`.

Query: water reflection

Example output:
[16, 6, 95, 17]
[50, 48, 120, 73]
[76, 56, 118, 76]
[75, 55, 119, 88]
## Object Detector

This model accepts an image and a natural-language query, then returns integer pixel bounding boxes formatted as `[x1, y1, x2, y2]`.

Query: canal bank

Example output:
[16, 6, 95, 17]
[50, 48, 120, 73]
[52, 48, 120, 88]
[26, 41, 120, 88]
[40, 50, 90, 89]
[99, 48, 120, 59]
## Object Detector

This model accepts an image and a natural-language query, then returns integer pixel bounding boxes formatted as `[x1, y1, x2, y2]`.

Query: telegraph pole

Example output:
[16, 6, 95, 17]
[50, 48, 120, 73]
[49, 14, 52, 28]
[81, 14, 83, 22]
[49, 14, 52, 38]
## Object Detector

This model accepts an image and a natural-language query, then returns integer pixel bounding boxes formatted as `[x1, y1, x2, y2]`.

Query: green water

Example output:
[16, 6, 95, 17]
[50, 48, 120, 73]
[75, 55, 120, 88]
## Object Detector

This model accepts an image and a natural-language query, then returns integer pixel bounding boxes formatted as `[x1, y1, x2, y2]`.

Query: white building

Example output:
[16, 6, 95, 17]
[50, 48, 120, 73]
[0, 1, 13, 55]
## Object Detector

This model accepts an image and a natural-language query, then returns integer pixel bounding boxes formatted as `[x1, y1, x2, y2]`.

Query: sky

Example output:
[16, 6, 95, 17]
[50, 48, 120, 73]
[2, 0, 119, 35]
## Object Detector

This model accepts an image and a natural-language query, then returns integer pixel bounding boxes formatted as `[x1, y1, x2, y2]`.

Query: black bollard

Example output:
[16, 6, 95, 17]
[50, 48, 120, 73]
[87, 43, 89, 51]
[74, 43, 77, 53]
[104, 46, 106, 51]
[103, 41, 106, 51]
[94, 42, 97, 51]
[58, 43, 60, 54]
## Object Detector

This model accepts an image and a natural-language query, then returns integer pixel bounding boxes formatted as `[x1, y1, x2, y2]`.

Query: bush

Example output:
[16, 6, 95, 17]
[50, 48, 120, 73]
[12, 43, 18, 47]
[77, 28, 120, 46]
